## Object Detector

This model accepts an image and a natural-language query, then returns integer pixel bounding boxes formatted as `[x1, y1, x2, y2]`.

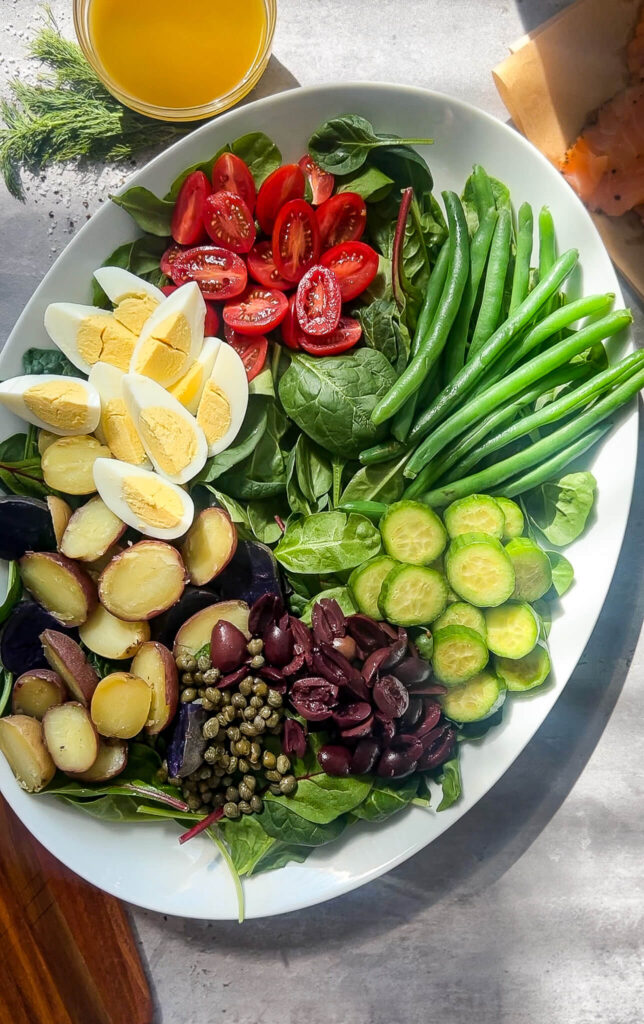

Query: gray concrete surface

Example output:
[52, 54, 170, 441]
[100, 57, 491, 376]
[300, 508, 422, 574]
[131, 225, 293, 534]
[1, 2, 642, 1022]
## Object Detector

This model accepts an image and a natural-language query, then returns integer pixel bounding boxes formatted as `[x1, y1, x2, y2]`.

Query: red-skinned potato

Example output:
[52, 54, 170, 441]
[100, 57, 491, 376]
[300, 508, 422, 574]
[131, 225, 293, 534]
[90, 672, 152, 738]
[98, 541, 187, 622]
[43, 702, 98, 773]
[41, 435, 111, 494]
[181, 508, 237, 587]
[40, 629, 99, 706]
[173, 600, 250, 657]
[74, 737, 128, 782]
[0, 715, 56, 792]
[19, 551, 97, 626]
[60, 496, 126, 562]
[79, 604, 150, 660]
[46, 495, 72, 548]
[85, 544, 124, 583]
[131, 641, 179, 734]
[12, 669, 67, 719]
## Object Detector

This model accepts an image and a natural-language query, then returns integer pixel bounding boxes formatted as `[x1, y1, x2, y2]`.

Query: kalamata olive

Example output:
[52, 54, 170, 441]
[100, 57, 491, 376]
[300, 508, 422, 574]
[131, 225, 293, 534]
[218, 666, 250, 688]
[333, 702, 372, 729]
[279, 650, 306, 676]
[260, 665, 285, 683]
[417, 725, 456, 770]
[399, 695, 423, 729]
[346, 614, 389, 652]
[350, 738, 380, 774]
[393, 655, 432, 687]
[318, 744, 352, 776]
[332, 634, 357, 661]
[377, 748, 417, 778]
[282, 719, 307, 759]
[210, 620, 249, 672]
[414, 701, 442, 739]
[290, 616, 313, 655]
[373, 674, 410, 718]
[382, 630, 408, 670]
[408, 681, 448, 695]
[391, 733, 424, 762]
[290, 677, 338, 721]
[361, 647, 390, 686]
[374, 712, 396, 744]
[340, 714, 374, 740]
[312, 599, 346, 645]
[263, 621, 294, 666]
[249, 593, 284, 635]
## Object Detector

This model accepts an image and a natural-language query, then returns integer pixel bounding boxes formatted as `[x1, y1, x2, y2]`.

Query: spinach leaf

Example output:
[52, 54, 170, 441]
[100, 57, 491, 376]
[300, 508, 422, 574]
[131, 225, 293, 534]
[166, 146, 229, 200]
[356, 297, 400, 366]
[370, 144, 433, 196]
[300, 586, 358, 624]
[546, 551, 574, 597]
[230, 131, 282, 186]
[83, 647, 125, 680]
[0, 561, 22, 626]
[219, 814, 276, 876]
[0, 666, 13, 716]
[340, 451, 408, 505]
[286, 446, 313, 517]
[308, 115, 433, 176]
[437, 756, 462, 811]
[249, 841, 311, 876]
[91, 235, 170, 307]
[335, 165, 394, 202]
[256, 801, 349, 846]
[192, 398, 268, 484]
[0, 443, 48, 498]
[204, 487, 251, 531]
[279, 349, 396, 458]
[352, 776, 420, 822]
[22, 347, 78, 376]
[275, 511, 381, 573]
[526, 472, 597, 547]
[110, 186, 174, 236]
[217, 403, 288, 500]
[58, 794, 171, 822]
[248, 366, 275, 397]
[246, 499, 286, 545]
[295, 435, 333, 504]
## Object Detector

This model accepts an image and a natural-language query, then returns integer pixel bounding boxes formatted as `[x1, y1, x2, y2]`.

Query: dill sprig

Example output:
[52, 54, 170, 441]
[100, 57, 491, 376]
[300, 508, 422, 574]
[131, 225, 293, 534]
[0, 10, 188, 200]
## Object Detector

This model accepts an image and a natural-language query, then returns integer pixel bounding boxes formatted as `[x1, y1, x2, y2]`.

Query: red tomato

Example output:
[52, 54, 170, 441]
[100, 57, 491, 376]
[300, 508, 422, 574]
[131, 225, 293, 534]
[272, 199, 320, 283]
[319, 241, 379, 301]
[255, 164, 305, 234]
[160, 242, 187, 277]
[247, 241, 292, 291]
[171, 170, 211, 245]
[298, 154, 335, 205]
[161, 285, 220, 335]
[223, 285, 289, 336]
[295, 265, 342, 336]
[224, 325, 268, 381]
[316, 192, 367, 249]
[202, 191, 256, 254]
[299, 317, 362, 356]
[280, 294, 304, 350]
[212, 152, 256, 213]
[171, 245, 247, 300]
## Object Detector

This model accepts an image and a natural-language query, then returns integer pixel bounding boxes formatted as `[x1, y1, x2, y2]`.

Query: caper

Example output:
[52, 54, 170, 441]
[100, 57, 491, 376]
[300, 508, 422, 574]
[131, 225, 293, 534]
[226, 756, 238, 774]
[276, 754, 291, 774]
[249, 654, 265, 669]
[279, 775, 297, 795]
[198, 780, 212, 794]
[187, 795, 202, 810]
[242, 774, 256, 793]
[238, 782, 252, 801]
[198, 766, 212, 780]
[239, 722, 257, 738]
[267, 690, 283, 708]
[252, 680, 268, 697]
[204, 686, 220, 703]
[226, 725, 241, 742]
[265, 769, 281, 782]
[249, 694, 264, 709]
[239, 676, 253, 696]
[225, 786, 239, 803]
[252, 715, 266, 733]
[250, 795, 264, 813]
[156, 765, 168, 783]
[266, 712, 281, 729]
[227, 705, 237, 722]
[194, 671, 204, 686]
[181, 688, 197, 703]
[238, 738, 252, 756]
[250, 742, 262, 763]
[243, 706, 256, 721]
[224, 802, 240, 819]
[247, 638, 263, 656]
[168, 775, 181, 787]
[214, 792, 226, 807]
[203, 669, 221, 686]
[175, 653, 193, 672]
[217, 712, 228, 728]
[221, 774, 233, 787]
[213, 766, 226, 777]
[197, 655, 211, 672]
[269, 784, 282, 796]
[262, 751, 277, 770]
[238, 758, 250, 773]
[259, 706, 272, 720]
[201, 791, 213, 804]
[239, 800, 252, 815]
[202, 718, 219, 740]
[197, 688, 206, 699]
[221, 690, 232, 705]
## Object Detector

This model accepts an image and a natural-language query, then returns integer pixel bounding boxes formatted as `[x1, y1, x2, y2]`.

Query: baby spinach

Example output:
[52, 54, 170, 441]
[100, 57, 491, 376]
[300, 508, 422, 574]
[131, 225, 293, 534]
[352, 776, 421, 822]
[23, 347, 78, 376]
[437, 756, 462, 811]
[230, 131, 282, 186]
[219, 814, 277, 876]
[265, 772, 372, 824]
[275, 511, 381, 574]
[246, 499, 286, 545]
[336, 165, 394, 202]
[192, 397, 269, 485]
[526, 471, 597, 547]
[217, 403, 288, 500]
[308, 114, 433, 176]
[340, 451, 408, 506]
[357, 297, 406, 368]
[256, 801, 349, 847]
[92, 235, 170, 306]
[249, 841, 311, 876]
[0, 561, 21, 627]
[546, 551, 574, 597]
[286, 446, 314, 517]
[0, 430, 47, 498]
[110, 186, 174, 236]
[370, 144, 433, 196]
[295, 435, 333, 504]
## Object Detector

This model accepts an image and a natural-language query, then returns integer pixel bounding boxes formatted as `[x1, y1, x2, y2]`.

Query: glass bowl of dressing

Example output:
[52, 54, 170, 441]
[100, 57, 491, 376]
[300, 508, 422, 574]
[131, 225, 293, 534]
[73, 0, 277, 122]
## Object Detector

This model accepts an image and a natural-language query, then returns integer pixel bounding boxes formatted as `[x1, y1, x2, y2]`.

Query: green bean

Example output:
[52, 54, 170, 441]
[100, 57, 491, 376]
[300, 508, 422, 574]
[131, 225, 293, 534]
[407, 248, 579, 446]
[444, 208, 498, 381]
[336, 501, 388, 522]
[471, 164, 496, 222]
[359, 439, 408, 466]
[416, 360, 644, 506]
[467, 207, 512, 361]
[509, 202, 534, 312]
[372, 191, 470, 425]
[405, 309, 631, 475]
[490, 423, 613, 499]
[538, 206, 556, 282]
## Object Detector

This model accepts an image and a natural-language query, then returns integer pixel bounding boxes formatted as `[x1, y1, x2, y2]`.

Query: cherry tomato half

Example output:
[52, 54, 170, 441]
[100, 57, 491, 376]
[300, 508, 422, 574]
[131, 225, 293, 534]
[212, 152, 256, 213]
[272, 199, 321, 283]
[160, 242, 187, 277]
[224, 325, 268, 381]
[320, 241, 379, 301]
[280, 294, 304, 350]
[247, 241, 292, 291]
[316, 192, 367, 249]
[223, 285, 289, 336]
[171, 170, 211, 246]
[171, 245, 247, 300]
[295, 265, 342, 336]
[202, 191, 256, 254]
[298, 154, 335, 205]
[255, 163, 305, 235]
[299, 317, 362, 356]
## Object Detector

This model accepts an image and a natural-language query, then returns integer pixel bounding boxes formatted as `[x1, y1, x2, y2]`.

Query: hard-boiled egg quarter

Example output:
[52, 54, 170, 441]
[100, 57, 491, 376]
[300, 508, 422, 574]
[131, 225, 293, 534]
[0, 374, 100, 435]
[168, 336, 222, 415]
[93, 267, 164, 335]
[196, 342, 249, 457]
[93, 458, 194, 540]
[122, 373, 207, 484]
[44, 303, 138, 375]
[88, 362, 150, 468]
[130, 282, 206, 388]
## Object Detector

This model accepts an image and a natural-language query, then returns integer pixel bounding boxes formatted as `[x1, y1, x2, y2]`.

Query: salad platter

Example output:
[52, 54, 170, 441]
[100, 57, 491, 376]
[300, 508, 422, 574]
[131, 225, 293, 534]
[0, 83, 637, 920]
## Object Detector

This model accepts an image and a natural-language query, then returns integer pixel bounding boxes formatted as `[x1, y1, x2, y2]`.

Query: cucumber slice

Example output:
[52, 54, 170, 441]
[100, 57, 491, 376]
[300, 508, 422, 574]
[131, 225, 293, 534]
[432, 625, 489, 686]
[379, 563, 448, 626]
[496, 497, 525, 541]
[349, 555, 396, 620]
[494, 643, 551, 691]
[439, 669, 507, 723]
[380, 500, 447, 565]
[445, 533, 515, 607]
[484, 601, 539, 658]
[505, 537, 553, 601]
[434, 601, 487, 639]
[444, 494, 505, 539]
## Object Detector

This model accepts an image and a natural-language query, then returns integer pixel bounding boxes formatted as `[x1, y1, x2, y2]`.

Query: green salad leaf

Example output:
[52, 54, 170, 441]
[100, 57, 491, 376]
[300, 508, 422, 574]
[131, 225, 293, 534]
[92, 235, 170, 306]
[265, 773, 372, 824]
[256, 800, 349, 847]
[335, 164, 394, 202]
[526, 472, 597, 547]
[230, 131, 282, 186]
[300, 587, 357, 624]
[0, 667, 13, 717]
[340, 451, 408, 506]
[0, 431, 48, 498]
[352, 776, 422, 822]
[23, 347, 78, 376]
[110, 186, 174, 235]
[546, 551, 575, 597]
[436, 756, 462, 811]
[308, 114, 433, 176]
[193, 397, 269, 485]
[275, 511, 381, 573]
[246, 499, 286, 545]
[0, 561, 22, 627]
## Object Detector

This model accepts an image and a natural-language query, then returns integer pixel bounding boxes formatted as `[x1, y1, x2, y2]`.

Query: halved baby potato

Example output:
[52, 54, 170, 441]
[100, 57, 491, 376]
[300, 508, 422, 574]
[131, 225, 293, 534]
[20, 551, 97, 626]
[40, 629, 99, 705]
[180, 507, 237, 587]
[131, 641, 178, 734]
[79, 603, 150, 660]
[0, 715, 56, 792]
[90, 672, 151, 738]
[38, 429, 58, 455]
[12, 669, 67, 719]
[173, 600, 250, 657]
[84, 544, 124, 583]
[46, 495, 73, 548]
[43, 702, 98, 773]
[41, 435, 112, 494]
[60, 495, 126, 562]
[98, 541, 187, 621]
[74, 737, 128, 782]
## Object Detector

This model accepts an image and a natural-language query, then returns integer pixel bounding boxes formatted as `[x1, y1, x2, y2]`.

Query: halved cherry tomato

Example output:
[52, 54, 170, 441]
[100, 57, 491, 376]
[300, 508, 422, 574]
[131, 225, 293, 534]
[212, 152, 256, 213]
[247, 241, 292, 291]
[280, 294, 304, 350]
[299, 317, 362, 356]
[160, 242, 187, 277]
[295, 265, 342, 336]
[255, 163, 305, 234]
[319, 241, 379, 301]
[223, 325, 268, 381]
[272, 199, 320, 283]
[316, 192, 367, 249]
[161, 285, 221, 335]
[298, 154, 335, 205]
[202, 191, 256, 254]
[171, 170, 211, 245]
[171, 245, 247, 300]
[223, 285, 288, 336]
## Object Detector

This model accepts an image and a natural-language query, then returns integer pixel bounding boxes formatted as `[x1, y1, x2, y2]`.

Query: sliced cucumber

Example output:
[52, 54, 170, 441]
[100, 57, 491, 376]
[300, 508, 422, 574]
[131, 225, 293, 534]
[380, 500, 447, 565]
[349, 555, 396, 620]
[439, 669, 507, 723]
[432, 625, 489, 686]
[494, 643, 551, 691]
[484, 601, 539, 658]
[445, 532, 515, 607]
[378, 563, 448, 626]
[496, 496, 525, 541]
[444, 494, 505, 540]
[434, 601, 487, 639]
[505, 537, 553, 601]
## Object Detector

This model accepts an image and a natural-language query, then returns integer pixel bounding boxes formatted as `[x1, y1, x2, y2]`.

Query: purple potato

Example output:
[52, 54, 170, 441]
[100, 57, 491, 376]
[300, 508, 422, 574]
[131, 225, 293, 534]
[1, 601, 76, 675]
[166, 703, 209, 778]
[215, 541, 283, 607]
[151, 587, 220, 649]
[0, 496, 56, 561]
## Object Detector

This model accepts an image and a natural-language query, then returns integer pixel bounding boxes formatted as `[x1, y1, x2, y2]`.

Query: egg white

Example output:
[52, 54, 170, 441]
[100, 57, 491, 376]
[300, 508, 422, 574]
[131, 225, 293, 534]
[130, 282, 206, 387]
[93, 458, 194, 540]
[88, 362, 152, 468]
[93, 267, 165, 305]
[122, 373, 207, 484]
[0, 373, 101, 435]
[168, 336, 222, 415]
[197, 343, 249, 457]
[43, 303, 116, 375]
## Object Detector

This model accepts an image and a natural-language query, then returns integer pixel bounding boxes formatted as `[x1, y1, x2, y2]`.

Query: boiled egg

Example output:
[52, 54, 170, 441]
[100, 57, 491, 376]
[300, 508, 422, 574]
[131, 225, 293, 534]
[44, 303, 137, 375]
[122, 373, 207, 484]
[88, 362, 150, 468]
[167, 336, 222, 415]
[93, 267, 163, 335]
[130, 282, 205, 388]
[196, 343, 248, 457]
[93, 458, 194, 540]
[0, 374, 100, 435]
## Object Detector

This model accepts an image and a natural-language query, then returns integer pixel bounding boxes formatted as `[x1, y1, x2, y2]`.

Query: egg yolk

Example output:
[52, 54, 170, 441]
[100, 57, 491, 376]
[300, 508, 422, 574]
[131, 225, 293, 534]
[122, 475, 184, 529]
[23, 380, 90, 430]
[168, 361, 204, 410]
[77, 314, 136, 371]
[137, 406, 198, 476]
[197, 380, 232, 444]
[101, 398, 148, 465]
[113, 295, 159, 334]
